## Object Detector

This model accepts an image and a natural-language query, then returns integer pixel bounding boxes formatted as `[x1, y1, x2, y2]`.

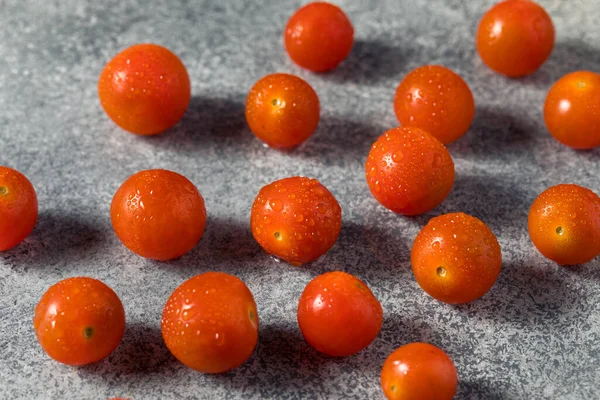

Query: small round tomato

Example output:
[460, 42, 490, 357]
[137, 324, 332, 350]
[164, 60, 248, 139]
[245, 73, 320, 149]
[544, 71, 600, 149]
[33, 277, 125, 366]
[251, 177, 342, 266]
[528, 184, 600, 265]
[284, 2, 354, 72]
[111, 169, 206, 261]
[297, 271, 382, 357]
[365, 127, 455, 216]
[98, 44, 191, 135]
[0, 166, 38, 251]
[394, 65, 475, 144]
[381, 342, 458, 400]
[476, 0, 554, 77]
[161, 272, 259, 373]
[411, 212, 502, 304]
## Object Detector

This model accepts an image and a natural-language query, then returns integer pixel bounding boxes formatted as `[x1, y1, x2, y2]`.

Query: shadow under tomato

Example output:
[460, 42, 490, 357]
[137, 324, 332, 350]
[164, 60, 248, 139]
[457, 378, 510, 400]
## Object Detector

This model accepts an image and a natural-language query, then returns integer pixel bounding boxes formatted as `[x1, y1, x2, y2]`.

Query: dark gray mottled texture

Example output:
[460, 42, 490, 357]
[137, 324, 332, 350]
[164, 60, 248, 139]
[1, 0, 599, 399]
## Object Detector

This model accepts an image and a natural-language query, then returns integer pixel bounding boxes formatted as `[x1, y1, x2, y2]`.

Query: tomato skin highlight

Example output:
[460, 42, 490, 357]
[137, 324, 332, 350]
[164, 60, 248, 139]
[0, 166, 38, 251]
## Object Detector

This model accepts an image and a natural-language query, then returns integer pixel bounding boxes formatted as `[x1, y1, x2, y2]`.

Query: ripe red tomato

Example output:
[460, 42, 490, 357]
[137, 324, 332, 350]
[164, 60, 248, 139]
[98, 44, 191, 135]
[394, 65, 475, 144]
[381, 342, 458, 400]
[110, 169, 206, 261]
[0, 166, 38, 251]
[365, 126, 455, 216]
[33, 277, 126, 366]
[245, 73, 320, 149]
[161, 272, 259, 373]
[476, 0, 554, 77]
[528, 184, 600, 265]
[284, 2, 354, 72]
[297, 271, 382, 357]
[250, 176, 342, 265]
[544, 71, 600, 149]
[411, 212, 502, 304]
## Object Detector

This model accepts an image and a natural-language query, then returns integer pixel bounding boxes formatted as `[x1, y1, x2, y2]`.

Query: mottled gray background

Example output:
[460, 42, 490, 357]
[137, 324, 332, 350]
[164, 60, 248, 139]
[1, 0, 599, 399]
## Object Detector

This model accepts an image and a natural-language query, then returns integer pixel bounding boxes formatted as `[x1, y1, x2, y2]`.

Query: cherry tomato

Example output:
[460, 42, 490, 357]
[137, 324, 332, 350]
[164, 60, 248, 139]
[544, 71, 600, 149]
[98, 44, 191, 135]
[381, 342, 458, 400]
[245, 73, 320, 149]
[297, 271, 382, 357]
[111, 169, 206, 261]
[411, 212, 502, 304]
[0, 166, 38, 251]
[161, 272, 258, 373]
[250, 176, 342, 266]
[528, 184, 600, 265]
[476, 0, 554, 77]
[33, 277, 126, 366]
[365, 126, 455, 216]
[284, 2, 354, 72]
[394, 65, 475, 144]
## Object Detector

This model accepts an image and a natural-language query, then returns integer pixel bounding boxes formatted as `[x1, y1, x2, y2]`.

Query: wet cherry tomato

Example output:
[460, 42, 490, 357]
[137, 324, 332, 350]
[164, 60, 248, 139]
[161, 272, 259, 373]
[98, 44, 191, 135]
[365, 127, 455, 216]
[528, 184, 600, 265]
[251, 177, 342, 265]
[476, 0, 554, 77]
[411, 212, 502, 304]
[111, 169, 206, 261]
[297, 271, 382, 357]
[284, 2, 354, 72]
[381, 342, 458, 400]
[33, 277, 126, 366]
[394, 65, 475, 144]
[544, 71, 600, 149]
[245, 73, 320, 149]
[0, 166, 38, 251]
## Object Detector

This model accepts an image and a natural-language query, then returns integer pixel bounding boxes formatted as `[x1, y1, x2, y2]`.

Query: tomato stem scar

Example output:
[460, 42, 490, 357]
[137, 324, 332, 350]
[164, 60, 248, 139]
[436, 266, 447, 277]
[0, 186, 7, 196]
[271, 98, 281, 106]
[274, 231, 282, 240]
[83, 326, 94, 339]
[556, 226, 564, 236]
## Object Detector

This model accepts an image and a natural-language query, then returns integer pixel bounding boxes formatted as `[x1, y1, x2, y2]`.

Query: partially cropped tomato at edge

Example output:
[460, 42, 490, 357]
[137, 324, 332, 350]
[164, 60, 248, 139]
[161, 272, 259, 373]
[110, 169, 207, 261]
[98, 43, 191, 135]
[411, 212, 502, 304]
[528, 184, 600, 265]
[0, 166, 38, 251]
[381, 342, 458, 400]
[245, 73, 320, 149]
[251, 176, 342, 266]
[34, 277, 126, 366]
[284, 2, 354, 72]
[297, 271, 382, 357]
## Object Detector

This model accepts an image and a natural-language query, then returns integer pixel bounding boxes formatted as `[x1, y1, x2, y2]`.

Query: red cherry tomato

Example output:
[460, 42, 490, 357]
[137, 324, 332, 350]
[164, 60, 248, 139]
[476, 0, 555, 77]
[284, 2, 354, 72]
[0, 166, 38, 251]
[297, 271, 382, 357]
[365, 126, 455, 216]
[381, 343, 458, 400]
[245, 73, 320, 149]
[161, 272, 259, 373]
[33, 277, 126, 366]
[111, 169, 207, 261]
[98, 44, 191, 135]
[544, 71, 600, 149]
[394, 65, 475, 144]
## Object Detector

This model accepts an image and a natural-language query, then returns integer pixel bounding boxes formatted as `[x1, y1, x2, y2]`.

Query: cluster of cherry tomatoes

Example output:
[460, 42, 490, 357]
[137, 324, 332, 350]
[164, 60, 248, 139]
[1, 1, 599, 399]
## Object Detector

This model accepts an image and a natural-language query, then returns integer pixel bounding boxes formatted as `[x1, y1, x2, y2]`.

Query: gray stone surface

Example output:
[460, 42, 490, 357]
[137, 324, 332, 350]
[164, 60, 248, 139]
[1, 0, 599, 398]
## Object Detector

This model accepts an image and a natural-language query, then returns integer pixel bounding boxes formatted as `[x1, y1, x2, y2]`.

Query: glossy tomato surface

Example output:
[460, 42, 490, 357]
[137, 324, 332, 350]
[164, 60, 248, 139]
[98, 43, 191, 135]
[251, 176, 342, 265]
[297, 271, 382, 357]
[33, 277, 126, 366]
[110, 169, 206, 261]
[411, 212, 502, 304]
[161, 272, 259, 373]
[0, 166, 38, 251]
